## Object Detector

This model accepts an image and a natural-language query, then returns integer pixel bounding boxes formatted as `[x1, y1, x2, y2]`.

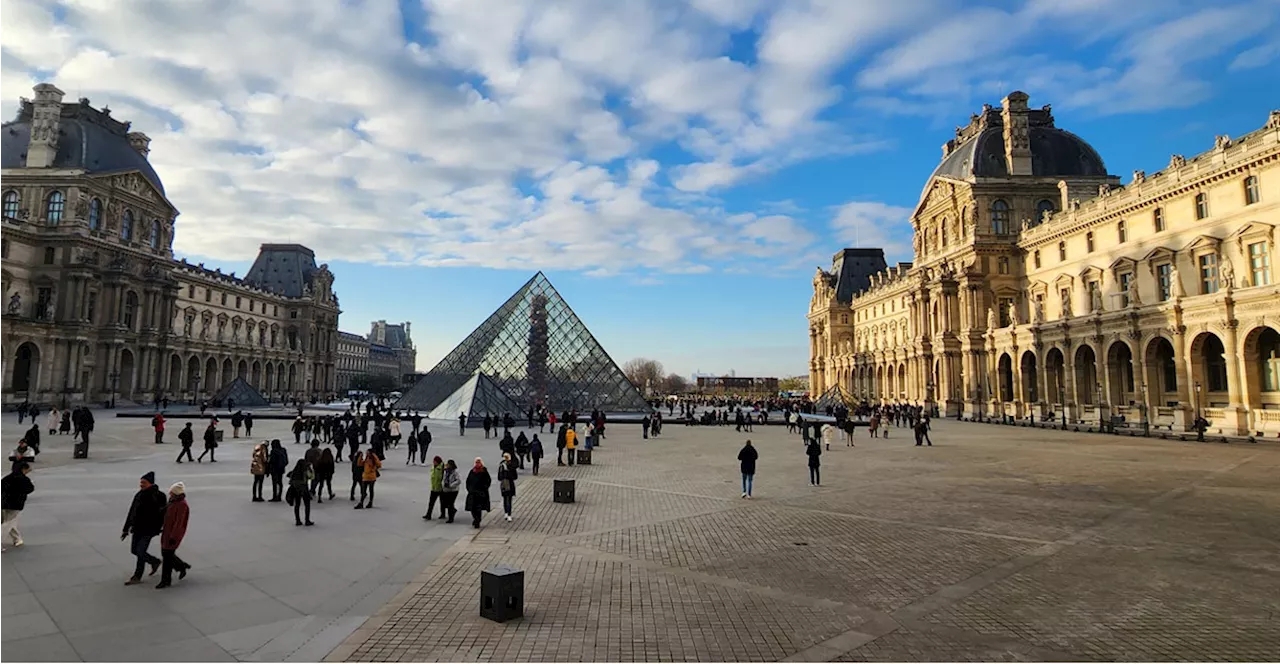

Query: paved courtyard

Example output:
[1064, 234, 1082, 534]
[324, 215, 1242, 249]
[325, 419, 1280, 663]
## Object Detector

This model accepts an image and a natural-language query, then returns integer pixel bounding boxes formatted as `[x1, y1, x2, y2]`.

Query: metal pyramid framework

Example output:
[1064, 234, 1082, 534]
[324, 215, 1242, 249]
[212, 376, 269, 408]
[395, 272, 651, 415]
[813, 384, 857, 411]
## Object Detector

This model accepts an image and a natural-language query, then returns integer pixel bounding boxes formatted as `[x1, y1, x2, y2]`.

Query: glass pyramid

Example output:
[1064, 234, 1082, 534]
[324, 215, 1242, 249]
[213, 376, 269, 408]
[395, 272, 651, 415]
[812, 384, 857, 411]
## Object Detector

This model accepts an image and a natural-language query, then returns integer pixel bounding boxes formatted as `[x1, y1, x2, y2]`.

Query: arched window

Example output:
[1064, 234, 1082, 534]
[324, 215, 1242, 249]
[1035, 199, 1056, 224]
[46, 190, 65, 225]
[1244, 175, 1261, 205]
[89, 198, 103, 230]
[149, 220, 161, 249]
[1195, 192, 1209, 219]
[121, 209, 134, 241]
[2, 191, 19, 220]
[990, 200, 1010, 235]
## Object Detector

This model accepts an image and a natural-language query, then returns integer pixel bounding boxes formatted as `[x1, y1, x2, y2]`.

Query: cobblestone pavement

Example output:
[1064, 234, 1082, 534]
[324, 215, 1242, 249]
[328, 422, 1280, 662]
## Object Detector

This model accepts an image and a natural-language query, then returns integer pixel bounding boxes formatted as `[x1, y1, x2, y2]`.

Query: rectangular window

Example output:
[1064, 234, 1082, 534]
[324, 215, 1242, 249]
[1086, 232, 1095, 253]
[187, 285, 195, 298]
[249, 300, 255, 313]
[290, 310, 298, 319]
[1033, 250, 1041, 269]
[43, 247, 55, 264]
[1156, 263, 1172, 301]
[221, 293, 228, 306]
[998, 257, 1009, 274]
[273, 305, 278, 316]
[1058, 241, 1067, 262]
[1245, 176, 1260, 205]
[1117, 221, 1127, 243]
[1153, 207, 1165, 232]
[998, 297, 1014, 327]
[1199, 253, 1219, 294]
[1118, 272, 1133, 307]
[205, 288, 211, 302]
[235, 296, 242, 309]
[1195, 193, 1209, 220]
[1249, 241, 1271, 286]
[87, 292, 97, 323]
[35, 287, 52, 320]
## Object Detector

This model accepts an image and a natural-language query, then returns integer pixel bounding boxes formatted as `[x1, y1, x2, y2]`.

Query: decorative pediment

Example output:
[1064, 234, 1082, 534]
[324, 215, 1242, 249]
[1108, 256, 1138, 273]
[1228, 221, 1275, 248]
[1054, 273, 1074, 288]
[1181, 234, 1222, 254]
[1079, 265, 1104, 281]
[1141, 246, 1176, 263]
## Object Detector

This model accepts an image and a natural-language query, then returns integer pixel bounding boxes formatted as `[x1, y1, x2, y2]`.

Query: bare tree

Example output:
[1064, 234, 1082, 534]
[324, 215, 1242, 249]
[660, 373, 689, 394]
[622, 358, 665, 391]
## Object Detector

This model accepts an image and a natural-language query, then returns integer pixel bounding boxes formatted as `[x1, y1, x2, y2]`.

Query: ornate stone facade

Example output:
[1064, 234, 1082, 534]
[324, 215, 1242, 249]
[2, 83, 339, 406]
[809, 92, 1280, 435]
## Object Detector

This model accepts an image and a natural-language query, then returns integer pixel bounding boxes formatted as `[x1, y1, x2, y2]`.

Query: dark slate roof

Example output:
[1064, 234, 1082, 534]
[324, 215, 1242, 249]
[2, 100, 166, 194]
[382, 324, 408, 349]
[243, 244, 318, 298]
[831, 248, 887, 303]
[933, 109, 1107, 180]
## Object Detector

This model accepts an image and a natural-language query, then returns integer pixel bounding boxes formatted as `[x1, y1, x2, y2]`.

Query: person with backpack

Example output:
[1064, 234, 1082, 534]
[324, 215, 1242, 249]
[151, 413, 166, 445]
[2, 462, 34, 551]
[231, 411, 244, 438]
[176, 423, 195, 463]
[738, 440, 758, 499]
[355, 449, 381, 509]
[250, 442, 268, 502]
[268, 440, 289, 502]
[287, 460, 314, 526]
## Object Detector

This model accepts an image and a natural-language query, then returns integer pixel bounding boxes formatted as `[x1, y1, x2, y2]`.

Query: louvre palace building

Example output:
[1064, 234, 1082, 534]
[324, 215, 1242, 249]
[809, 91, 1280, 436]
[2, 83, 339, 406]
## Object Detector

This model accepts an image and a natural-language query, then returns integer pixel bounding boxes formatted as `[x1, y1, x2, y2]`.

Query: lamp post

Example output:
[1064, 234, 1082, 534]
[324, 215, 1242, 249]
[1095, 382, 1104, 432]
[1194, 381, 1204, 442]
[1138, 380, 1149, 436]
[108, 370, 120, 409]
[926, 381, 934, 418]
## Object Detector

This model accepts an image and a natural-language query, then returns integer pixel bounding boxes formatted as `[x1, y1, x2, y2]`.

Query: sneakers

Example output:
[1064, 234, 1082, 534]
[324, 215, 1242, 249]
[11, 538, 22, 548]
[505, 514, 512, 522]
[741, 492, 747, 498]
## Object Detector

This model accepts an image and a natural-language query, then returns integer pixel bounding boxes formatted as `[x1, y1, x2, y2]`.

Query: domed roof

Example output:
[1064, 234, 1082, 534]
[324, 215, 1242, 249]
[931, 102, 1108, 181]
[2, 99, 166, 195]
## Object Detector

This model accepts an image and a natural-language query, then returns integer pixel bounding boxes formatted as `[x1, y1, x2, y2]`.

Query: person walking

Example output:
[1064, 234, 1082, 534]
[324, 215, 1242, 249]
[422, 456, 444, 520]
[529, 434, 543, 475]
[514, 431, 530, 470]
[555, 424, 567, 466]
[418, 426, 431, 465]
[155, 482, 191, 589]
[565, 425, 577, 466]
[406, 431, 418, 466]
[268, 440, 289, 502]
[355, 448, 381, 509]
[292, 416, 305, 445]
[231, 411, 244, 438]
[642, 414, 651, 439]
[122, 472, 166, 585]
[244, 412, 254, 437]
[497, 453, 518, 522]
[152, 412, 166, 445]
[176, 423, 195, 463]
[389, 417, 402, 448]
[806, 439, 822, 486]
[464, 458, 491, 529]
[482, 414, 493, 439]
[47, 407, 60, 436]
[914, 418, 933, 446]
[458, 412, 467, 436]
[287, 459, 314, 526]
[440, 459, 461, 523]
[348, 449, 364, 501]
[60, 409, 71, 436]
[250, 443, 268, 502]
[304, 441, 323, 502]
[316, 448, 337, 501]
[2, 462, 34, 551]
[197, 422, 218, 463]
[738, 440, 758, 499]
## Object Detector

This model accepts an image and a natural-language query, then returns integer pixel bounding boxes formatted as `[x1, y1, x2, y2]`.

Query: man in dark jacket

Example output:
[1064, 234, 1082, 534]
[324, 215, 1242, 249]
[122, 471, 166, 585]
[2, 462, 34, 550]
[458, 413, 467, 436]
[198, 422, 218, 462]
[244, 411, 255, 437]
[156, 482, 191, 588]
[176, 423, 195, 463]
[418, 426, 432, 465]
[556, 424, 568, 466]
[268, 440, 289, 502]
[77, 408, 96, 457]
[231, 411, 244, 438]
[737, 440, 758, 498]
[23, 424, 40, 455]
[806, 440, 822, 486]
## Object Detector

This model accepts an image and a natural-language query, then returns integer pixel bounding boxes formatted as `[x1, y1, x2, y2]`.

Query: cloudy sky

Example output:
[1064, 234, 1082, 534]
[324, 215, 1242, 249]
[4, 0, 1278, 377]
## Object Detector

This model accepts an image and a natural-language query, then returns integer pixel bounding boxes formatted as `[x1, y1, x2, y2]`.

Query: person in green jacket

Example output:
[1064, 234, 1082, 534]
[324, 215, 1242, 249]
[421, 456, 445, 520]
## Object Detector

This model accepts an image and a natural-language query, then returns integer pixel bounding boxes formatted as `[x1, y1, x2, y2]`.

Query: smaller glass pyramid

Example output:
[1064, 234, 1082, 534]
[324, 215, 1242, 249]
[812, 384, 857, 411]
[395, 272, 651, 414]
[213, 376, 269, 407]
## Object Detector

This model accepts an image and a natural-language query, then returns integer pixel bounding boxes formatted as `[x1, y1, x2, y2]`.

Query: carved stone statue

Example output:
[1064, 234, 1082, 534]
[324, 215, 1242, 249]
[1040, 208, 1053, 225]
[1007, 300, 1020, 327]
[1090, 286, 1104, 313]
[1214, 135, 1231, 151]
[1170, 265, 1186, 298]
[7, 293, 20, 315]
[1032, 299, 1044, 323]
[1269, 110, 1280, 130]
[1169, 154, 1186, 169]
[183, 314, 194, 336]
[1220, 257, 1235, 290]
[987, 307, 998, 331]
[1132, 169, 1146, 184]
[42, 293, 56, 320]
[1062, 292, 1073, 318]
[1127, 279, 1141, 307]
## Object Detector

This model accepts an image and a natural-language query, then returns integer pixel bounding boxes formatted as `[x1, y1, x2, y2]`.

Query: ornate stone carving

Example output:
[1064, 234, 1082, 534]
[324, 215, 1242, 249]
[1090, 286, 1103, 313]
[1032, 298, 1044, 323]
[1168, 154, 1186, 169]
[74, 192, 90, 219]
[1170, 265, 1185, 298]
[1128, 279, 1141, 307]
[1008, 300, 1020, 326]
[1269, 110, 1280, 130]
[1220, 257, 1235, 291]
[1214, 135, 1231, 151]
[1132, 169, 1145, 184]
[987, 307, 998, 331]
[7, 293, 20, 315]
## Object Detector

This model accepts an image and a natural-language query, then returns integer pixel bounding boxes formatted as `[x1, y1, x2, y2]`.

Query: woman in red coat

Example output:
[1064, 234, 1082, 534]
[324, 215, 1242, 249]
[156, 482, 191, 589]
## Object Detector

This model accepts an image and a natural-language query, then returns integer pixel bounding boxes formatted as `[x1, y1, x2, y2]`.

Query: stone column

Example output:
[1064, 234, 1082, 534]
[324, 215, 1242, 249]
[1222, 321, 1246, 434]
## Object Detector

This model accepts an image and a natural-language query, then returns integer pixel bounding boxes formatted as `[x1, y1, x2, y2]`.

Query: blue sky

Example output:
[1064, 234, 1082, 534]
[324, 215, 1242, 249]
[4, 0, 1279, 376]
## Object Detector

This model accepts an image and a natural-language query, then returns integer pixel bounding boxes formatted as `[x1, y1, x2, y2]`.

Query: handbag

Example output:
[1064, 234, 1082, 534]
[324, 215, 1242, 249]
[285, 486, 296, 506]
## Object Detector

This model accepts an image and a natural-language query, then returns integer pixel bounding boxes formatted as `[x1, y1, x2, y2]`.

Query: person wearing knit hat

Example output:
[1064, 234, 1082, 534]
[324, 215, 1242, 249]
[156, 481, 191, 588]
[122, 471, 166, 585]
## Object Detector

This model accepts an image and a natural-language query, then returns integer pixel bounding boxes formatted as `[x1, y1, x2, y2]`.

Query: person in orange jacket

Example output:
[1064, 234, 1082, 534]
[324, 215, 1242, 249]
[355, 448, 381, 509]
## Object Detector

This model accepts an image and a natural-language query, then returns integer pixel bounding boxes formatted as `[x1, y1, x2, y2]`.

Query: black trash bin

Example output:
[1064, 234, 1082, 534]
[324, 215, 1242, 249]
[554, 479, 575, 504]
[480, 565, 524, 622]
[575, 448, 592, 465]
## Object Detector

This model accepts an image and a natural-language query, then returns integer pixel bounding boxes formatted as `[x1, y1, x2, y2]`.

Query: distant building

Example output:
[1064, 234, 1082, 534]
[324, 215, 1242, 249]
[695, 376, 780, 395]
[335, 320, 417, 391]
[335, 331, 369, 392]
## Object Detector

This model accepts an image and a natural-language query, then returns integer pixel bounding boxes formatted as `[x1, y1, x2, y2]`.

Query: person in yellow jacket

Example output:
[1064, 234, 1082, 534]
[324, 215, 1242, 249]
[355, 449, 382, 509]
[565, 426, 577, 466]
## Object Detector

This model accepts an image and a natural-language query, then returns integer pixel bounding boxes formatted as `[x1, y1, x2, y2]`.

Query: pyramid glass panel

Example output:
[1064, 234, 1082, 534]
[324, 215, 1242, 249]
[396, 273, 651, 415]
[212, 376, 269, 407]
[813, 384, 856, 411]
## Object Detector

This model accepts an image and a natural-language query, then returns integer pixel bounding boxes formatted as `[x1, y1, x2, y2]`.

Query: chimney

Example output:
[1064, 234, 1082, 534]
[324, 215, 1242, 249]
[127, 131, 151, 157]
[1001, 91, 1033, 176]
[26, 83, 65, 169]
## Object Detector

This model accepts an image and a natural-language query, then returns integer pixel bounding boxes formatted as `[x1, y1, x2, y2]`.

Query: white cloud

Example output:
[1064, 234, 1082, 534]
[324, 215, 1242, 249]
[829, 202, 914, 262]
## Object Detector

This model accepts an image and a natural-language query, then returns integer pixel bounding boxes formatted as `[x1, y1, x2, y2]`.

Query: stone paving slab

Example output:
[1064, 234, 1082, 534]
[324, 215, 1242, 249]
[332, 419, 1280, 662]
